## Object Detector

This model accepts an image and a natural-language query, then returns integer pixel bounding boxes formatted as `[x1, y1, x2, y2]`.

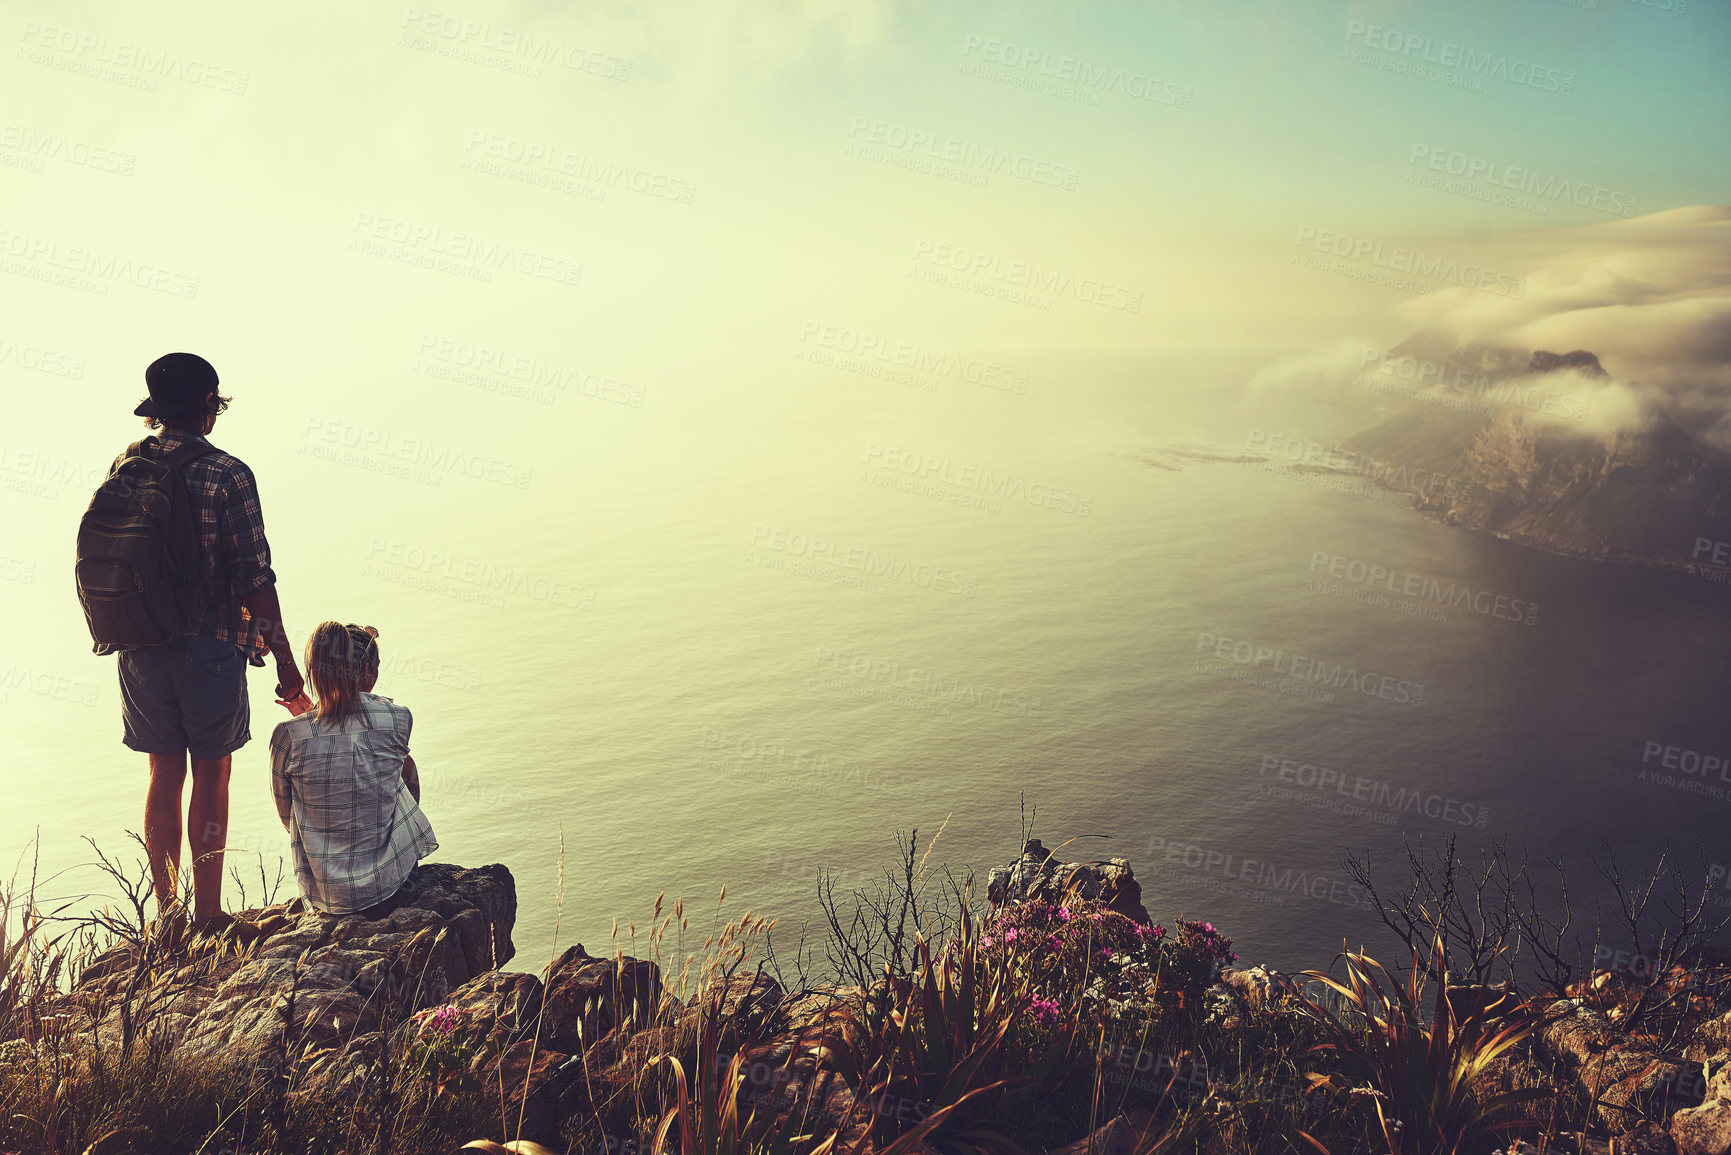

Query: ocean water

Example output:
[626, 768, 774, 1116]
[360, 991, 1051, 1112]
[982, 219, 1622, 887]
[5, 374, 1729, 982]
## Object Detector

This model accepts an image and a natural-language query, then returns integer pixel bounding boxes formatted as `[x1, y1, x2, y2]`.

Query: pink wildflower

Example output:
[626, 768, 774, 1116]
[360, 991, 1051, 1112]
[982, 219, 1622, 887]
[424, 1004, 461, 1038]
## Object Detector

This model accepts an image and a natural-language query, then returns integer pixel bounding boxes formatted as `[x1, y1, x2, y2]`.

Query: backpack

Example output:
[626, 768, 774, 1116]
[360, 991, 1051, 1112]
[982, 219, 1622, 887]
[75, 437, 217, 650]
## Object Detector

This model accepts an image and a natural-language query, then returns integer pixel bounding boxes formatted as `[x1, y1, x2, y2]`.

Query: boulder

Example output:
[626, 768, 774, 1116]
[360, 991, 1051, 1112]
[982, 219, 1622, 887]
[1519, 996, 1708, 1136]
[538, 944, 663, 1053]
[1617, 1121, 1679, 1155]
[780, 986, 861, 1037]
[552, 1023, 673, 1133]
[1469, 1050, 1566, 1114]
[986, 839, 1151, 924]
[1688, 1010, 1731, 1066]
[1537, 998, 1617, 1071]
[1671, 1060, 1731, 1155]
[1202, 980, 1246, 1032]
[1220, 965, 1277, 1011]
[1591, 1052, 1695, 1134]
[442, 969, 546, 1045]
[62, 863, 518, 1084]
[1673, 1099, 1731, 1155]
[475, 1038, 577, 1145]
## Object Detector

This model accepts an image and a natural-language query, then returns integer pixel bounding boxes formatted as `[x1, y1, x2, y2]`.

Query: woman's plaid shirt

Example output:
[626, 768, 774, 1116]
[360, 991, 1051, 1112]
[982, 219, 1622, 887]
[104, 429, 277, 665]
[270, 693, 439, 914]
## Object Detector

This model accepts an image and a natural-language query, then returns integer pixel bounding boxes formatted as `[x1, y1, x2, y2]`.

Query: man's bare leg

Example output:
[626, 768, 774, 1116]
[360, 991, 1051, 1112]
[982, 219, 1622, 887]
[188, 754, 232, 924]
[145, 750, 189, 913]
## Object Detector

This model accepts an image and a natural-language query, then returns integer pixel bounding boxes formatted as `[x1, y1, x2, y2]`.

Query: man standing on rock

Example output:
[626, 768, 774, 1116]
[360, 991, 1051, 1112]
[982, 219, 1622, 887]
[78, 353, 304, 929]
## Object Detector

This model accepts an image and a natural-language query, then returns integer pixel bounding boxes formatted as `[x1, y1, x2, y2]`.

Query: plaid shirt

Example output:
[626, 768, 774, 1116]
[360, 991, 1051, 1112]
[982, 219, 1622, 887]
[102, 430, 276, 665]
[270, 693, 439, 914]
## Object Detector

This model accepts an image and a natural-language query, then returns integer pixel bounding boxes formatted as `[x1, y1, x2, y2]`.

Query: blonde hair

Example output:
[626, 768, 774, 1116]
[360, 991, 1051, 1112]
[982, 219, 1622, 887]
[305, 621, 379, 724]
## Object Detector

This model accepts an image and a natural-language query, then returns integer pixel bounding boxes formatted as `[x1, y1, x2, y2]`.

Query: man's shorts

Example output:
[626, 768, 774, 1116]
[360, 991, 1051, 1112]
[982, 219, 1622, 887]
[118, 633, 251, 760]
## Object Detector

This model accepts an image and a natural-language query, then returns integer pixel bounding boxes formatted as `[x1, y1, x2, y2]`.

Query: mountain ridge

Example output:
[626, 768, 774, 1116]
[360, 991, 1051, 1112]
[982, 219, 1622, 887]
[1341, 346, 1731, 574]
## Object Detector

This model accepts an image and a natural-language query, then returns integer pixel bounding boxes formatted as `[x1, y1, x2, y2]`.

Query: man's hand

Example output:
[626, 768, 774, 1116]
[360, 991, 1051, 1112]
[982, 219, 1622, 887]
[275, 657, 305, 700]
[242, 585, 303, 697]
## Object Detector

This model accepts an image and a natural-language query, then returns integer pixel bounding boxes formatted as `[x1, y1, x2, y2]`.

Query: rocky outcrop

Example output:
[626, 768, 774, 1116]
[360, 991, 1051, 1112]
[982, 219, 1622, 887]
[986, 839, 1150, 925]
[1528, 349, 1609, 378]
[538, 943, 665, 1052]
[69, 862, 516, 1080]
[49, 847, 1731, 1150]
[1531, 997, 1709, 1137]
[1341, 343, 1731, 572]
[55, 863, 719, 1145]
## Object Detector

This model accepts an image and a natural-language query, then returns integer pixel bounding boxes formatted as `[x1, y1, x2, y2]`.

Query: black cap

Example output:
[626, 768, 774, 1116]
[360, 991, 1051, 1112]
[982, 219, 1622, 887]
[135, 352, 219, 418]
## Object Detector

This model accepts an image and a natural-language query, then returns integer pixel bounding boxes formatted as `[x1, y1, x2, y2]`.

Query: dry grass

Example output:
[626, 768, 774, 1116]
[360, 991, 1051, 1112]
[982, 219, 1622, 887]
[4, 829, 1730, 1154]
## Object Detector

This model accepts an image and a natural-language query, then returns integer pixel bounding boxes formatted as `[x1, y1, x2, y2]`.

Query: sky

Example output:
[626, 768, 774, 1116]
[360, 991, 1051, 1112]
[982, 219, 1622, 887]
[3, 0, 1726, 396]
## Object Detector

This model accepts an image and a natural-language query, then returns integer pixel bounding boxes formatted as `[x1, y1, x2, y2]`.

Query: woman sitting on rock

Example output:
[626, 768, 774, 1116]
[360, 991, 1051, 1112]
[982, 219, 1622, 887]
[269, 622, 438, 917]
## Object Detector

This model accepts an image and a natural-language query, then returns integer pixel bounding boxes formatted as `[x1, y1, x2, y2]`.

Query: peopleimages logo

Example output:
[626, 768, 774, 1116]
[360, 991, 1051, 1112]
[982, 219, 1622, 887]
[798, 322, 1028, 394]
[348, 212, 582, 287]
[1407, 145, 1638, 218]
[1693, 537, 1731, 566]
[748, 525, 978, 597]
[1259, 754, 1490, 829]
[1244, 429, 1477, 502]
[302, 417, 534, 489]
[364, 537, 592, 609]
[415, 334, 645, 407]
[1357, 347, 1590, 423]
[398, 8, 632, 79]
[698, 727, 916, 797]
[812, 646, 1041, 717]
[863, 444, 1091, 515]
[1141, 835, 1374, 911]
[958, 35, 1192, 108]
[463, 131, 695, 204]
[16, 20, 251, 94]
[1294, 225, 1524, 298]
[847, 117, 1079, 190]
[1307, 552, 1539, 626]
[0, 664, 98, 707]
[0, 226, 200, 298]
[1343, 21, 1575, 94]
[911, 239, 1142, 313]
[0, 124, 135, 175]
[0, 335, 84, 378]
[1195, 631, 1426, 707]
[1641, 740, 1731, 784]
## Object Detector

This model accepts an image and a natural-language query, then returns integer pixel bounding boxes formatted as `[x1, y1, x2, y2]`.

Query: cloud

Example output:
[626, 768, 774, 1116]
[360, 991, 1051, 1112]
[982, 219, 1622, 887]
[1245, 337, 1379, 397]
[1396, 206, 1731, 436]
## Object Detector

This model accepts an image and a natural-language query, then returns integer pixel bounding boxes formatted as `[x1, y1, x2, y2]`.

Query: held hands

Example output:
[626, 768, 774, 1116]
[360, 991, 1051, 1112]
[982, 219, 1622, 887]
[274, 655, 306, 701]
